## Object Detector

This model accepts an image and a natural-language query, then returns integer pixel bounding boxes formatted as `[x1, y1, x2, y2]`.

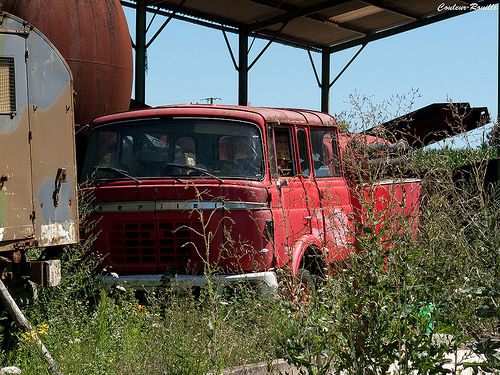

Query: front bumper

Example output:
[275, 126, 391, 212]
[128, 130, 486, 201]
[99, 271, 278, 296]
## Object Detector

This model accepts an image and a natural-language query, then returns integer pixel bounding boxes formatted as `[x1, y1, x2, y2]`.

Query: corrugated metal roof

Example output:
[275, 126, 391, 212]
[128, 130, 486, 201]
[124, 0, 497, 51]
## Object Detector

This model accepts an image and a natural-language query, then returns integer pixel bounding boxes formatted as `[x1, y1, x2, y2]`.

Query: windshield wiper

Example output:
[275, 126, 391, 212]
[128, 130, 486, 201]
[94, 166, 141, 185]
[164, 163, 223, 183]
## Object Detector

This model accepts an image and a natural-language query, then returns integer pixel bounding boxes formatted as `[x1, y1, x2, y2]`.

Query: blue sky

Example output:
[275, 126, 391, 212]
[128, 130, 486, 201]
[123, 6, 498, 144]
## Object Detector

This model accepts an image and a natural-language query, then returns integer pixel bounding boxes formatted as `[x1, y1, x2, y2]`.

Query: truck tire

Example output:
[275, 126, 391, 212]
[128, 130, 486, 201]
[296, 268, 316, 296]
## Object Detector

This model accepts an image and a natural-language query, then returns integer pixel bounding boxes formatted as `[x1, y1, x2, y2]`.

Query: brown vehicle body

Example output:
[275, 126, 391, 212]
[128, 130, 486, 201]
[0, 13, 79, 286]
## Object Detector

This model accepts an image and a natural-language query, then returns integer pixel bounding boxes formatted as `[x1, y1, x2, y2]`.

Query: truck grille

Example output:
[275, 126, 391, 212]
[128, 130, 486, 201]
[107, 220, 205, 269]
[109, 222, 156, 264]
[158, 221, 204, 263]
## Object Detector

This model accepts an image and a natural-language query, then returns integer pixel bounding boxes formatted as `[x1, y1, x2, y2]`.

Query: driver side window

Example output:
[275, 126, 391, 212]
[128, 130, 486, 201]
[274, 127, 295, 177]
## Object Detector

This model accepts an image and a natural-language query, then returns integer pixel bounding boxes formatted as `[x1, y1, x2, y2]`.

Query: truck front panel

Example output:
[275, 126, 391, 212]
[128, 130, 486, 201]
[82, 115, 272, 275]
[82, 105, 420, 286]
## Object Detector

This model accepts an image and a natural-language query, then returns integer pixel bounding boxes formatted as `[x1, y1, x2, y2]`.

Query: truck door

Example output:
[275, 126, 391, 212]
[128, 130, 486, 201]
[295, 126, 322, 239]
[26, 24, 78, 247]
[310, 128, 352, 270]
[268, 126, 312, 270]
[0, 28, 35, 243]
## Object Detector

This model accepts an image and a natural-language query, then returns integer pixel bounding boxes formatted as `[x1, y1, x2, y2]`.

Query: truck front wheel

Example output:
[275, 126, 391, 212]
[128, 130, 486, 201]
[296, 268, 316, 296]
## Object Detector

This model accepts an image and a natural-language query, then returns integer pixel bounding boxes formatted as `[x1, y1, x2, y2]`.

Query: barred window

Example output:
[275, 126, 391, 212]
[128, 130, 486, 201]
[0, 58, 15, 114]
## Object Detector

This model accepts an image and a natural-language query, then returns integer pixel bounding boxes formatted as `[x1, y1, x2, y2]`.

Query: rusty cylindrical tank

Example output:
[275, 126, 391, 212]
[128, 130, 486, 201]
[1, 0, 134, 128]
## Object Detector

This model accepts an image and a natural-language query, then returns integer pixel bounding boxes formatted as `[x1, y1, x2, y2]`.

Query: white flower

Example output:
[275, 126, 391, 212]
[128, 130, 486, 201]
[116, 285, 126, 292]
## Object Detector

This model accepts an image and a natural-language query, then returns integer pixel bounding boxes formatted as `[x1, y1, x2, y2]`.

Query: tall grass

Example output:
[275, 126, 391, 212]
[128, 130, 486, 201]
[1, 264, 289, 374]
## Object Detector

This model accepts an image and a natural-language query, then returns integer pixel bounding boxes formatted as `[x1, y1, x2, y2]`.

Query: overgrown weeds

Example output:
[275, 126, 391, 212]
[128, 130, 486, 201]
[276, 98, 500, 374]
[2, 255, 287, 374]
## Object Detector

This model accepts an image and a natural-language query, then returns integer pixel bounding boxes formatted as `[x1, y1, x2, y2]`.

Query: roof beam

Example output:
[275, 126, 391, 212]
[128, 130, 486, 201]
[248, 0, 351, 31]
[248, 0, 371, 35]
[360, 0, 420, 20]
[330, 0, 499, 53]
[121, 1, 241, 30]
[121, 0, 325, 51]
[248, 0, 371, 41]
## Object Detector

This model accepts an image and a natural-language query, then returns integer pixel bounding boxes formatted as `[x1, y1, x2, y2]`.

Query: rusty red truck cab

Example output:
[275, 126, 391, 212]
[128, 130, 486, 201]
[81, 105, 412, 292]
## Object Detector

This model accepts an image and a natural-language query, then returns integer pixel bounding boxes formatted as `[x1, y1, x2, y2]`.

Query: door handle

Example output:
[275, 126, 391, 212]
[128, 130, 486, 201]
[277, 179, 289, 188]
[0, 175, 7, 188]
[52, 168, 67, 207]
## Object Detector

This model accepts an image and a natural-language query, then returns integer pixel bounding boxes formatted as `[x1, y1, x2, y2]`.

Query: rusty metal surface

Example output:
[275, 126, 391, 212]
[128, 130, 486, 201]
[31, 259, 61, 287]
[363, 103, 490, 148]
[0, 13, 79, 251]
[1, 0, 133, 127]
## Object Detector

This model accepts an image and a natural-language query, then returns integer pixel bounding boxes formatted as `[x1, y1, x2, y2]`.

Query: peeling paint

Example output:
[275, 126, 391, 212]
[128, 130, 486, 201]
[40, 220, 77, 247]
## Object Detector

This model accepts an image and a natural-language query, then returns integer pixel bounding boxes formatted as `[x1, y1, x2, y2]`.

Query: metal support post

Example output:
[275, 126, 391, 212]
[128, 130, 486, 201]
[238, 28, 249, 106]
[321, 46, 330, 113]
[135, 0, 147, 104]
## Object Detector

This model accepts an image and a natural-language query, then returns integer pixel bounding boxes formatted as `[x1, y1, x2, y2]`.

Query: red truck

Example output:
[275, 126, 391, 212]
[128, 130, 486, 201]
[80, 104, 420, 292]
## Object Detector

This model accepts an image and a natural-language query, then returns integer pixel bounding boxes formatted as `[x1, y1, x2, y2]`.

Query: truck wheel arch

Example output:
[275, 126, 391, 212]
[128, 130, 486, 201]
[291, 235, 325, 277]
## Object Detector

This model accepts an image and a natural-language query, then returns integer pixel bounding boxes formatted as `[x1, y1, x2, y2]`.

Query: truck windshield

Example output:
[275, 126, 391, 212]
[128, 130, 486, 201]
[81, 118, 264, 181]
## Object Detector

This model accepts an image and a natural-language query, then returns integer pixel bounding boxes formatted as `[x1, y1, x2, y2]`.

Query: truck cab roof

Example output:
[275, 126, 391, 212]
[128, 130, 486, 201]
[88, 104, 337, 129]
